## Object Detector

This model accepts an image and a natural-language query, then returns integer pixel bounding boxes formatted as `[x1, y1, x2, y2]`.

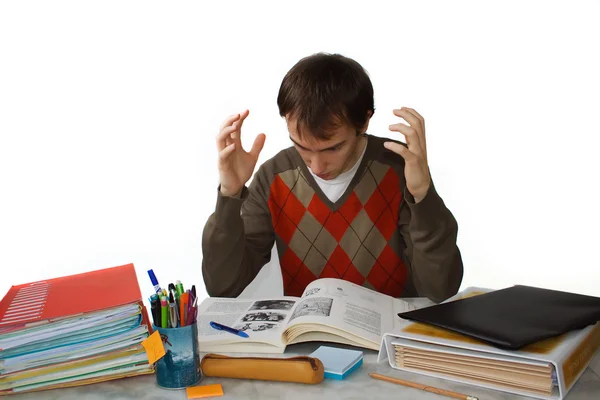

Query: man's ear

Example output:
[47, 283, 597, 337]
[361, 110, 374, 134]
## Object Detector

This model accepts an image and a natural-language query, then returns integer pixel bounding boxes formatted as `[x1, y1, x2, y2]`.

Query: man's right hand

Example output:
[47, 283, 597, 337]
[216, 109, 266, 197]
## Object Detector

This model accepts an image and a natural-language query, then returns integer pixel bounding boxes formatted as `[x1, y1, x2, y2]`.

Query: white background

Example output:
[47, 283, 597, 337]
[1, 1, 599, 304]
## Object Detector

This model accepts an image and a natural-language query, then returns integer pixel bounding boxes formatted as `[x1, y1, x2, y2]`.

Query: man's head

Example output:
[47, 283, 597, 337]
[277, 53, 375, 180]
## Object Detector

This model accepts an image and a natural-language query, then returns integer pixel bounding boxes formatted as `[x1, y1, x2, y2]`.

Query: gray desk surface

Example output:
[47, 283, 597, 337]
[7, 300, 600, 400]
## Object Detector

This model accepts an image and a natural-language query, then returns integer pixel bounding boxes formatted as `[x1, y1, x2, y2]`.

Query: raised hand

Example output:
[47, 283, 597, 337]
[216, 109, 266, 197]
[384, 107, 431, 203]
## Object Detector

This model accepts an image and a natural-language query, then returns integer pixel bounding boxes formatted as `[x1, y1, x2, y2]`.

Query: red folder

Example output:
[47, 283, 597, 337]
[0, 263, 151, 331]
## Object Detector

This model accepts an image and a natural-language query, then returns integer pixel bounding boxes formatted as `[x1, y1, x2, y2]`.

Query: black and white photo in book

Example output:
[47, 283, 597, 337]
[290, 297, 333, 321]
[234, 322, 279, 332]
[241, 311, 287, 323]
[303, 288, 321, 297]
[248, 300, 295, 311]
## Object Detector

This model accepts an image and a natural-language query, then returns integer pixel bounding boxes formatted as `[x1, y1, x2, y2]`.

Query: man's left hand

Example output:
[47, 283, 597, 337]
[384, 107, 431, 203]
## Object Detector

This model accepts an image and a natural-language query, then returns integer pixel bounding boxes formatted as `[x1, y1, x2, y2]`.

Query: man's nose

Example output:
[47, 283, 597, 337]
[310, 156, 326, 174]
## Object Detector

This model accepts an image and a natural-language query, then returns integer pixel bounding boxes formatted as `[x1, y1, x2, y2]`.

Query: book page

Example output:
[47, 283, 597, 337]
[196, 297, 299, 348]
[285, 278, 407, 345]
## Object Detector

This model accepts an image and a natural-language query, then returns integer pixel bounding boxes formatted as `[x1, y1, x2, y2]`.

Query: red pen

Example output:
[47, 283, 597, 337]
[180, 292, 189, 327]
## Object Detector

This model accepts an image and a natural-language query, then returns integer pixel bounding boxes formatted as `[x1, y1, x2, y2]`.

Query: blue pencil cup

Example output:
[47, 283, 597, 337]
[153, 322, 202, 389]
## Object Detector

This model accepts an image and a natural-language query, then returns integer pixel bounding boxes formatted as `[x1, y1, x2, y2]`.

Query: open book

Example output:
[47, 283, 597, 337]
[197, 278, 416, 354]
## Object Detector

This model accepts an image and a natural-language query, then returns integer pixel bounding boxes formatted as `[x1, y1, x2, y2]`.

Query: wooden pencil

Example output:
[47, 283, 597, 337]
[369, 373, 478, 400]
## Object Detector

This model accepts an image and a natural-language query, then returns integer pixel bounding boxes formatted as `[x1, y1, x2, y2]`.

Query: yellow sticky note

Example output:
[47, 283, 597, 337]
[186, 384, 224, 399]
[141, 330, 165, 364]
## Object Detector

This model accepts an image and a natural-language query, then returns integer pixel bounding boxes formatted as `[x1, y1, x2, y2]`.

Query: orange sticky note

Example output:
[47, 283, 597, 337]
[186, 384, 224, 399]
[141, 330, 165, 364]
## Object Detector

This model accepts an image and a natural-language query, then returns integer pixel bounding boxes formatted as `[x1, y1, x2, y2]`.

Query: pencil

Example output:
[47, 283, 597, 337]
[369, 373, 478, 400]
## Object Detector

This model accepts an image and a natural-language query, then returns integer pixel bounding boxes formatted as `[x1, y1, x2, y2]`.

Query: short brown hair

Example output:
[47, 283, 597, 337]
[277, 53, 375, 140]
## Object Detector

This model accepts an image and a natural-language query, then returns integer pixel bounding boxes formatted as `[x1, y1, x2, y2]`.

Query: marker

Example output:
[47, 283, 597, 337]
[180, 292, 189, 327]
[210, 321, 249, 338]
[147, 269, 161, 294]
[176, 280, 184, 297]
[160, 296, 168, 329]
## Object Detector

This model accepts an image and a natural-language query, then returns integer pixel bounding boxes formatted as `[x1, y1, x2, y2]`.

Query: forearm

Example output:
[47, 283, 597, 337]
[403, 184, 464, 303]
[201, 187, 273, 297]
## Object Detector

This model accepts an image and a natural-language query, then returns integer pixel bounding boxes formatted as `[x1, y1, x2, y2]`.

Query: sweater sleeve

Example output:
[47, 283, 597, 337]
[398, 181, 464, 303]
[201, 168, 275, 297]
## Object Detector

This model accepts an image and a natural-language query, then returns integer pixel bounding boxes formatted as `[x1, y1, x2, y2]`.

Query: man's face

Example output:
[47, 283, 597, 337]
[287, 118, 366, 180]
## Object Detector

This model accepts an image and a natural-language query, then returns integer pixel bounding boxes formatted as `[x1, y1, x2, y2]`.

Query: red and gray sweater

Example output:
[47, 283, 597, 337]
[202, 134, 463, 303]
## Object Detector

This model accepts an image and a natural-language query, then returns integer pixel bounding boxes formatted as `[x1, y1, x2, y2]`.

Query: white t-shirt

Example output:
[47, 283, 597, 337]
[308, 141, 368, 203]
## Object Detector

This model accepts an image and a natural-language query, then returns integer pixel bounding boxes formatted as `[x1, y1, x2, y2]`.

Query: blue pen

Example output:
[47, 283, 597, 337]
[210, 321, 249, 338]
[147, 269, 162, 294]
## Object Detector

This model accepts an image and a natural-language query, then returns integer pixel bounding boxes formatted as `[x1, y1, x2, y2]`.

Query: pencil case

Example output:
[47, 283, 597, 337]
[200, 353, 324, 384]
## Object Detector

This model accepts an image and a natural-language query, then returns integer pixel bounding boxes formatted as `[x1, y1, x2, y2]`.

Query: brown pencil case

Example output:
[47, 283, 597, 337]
[200, 353, 324, 384]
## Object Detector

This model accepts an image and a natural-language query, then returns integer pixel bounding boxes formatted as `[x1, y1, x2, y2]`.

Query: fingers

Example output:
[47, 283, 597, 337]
[249, 133, 266, 159]
[383, 141, 417, 163]
[238, 109, 250, 124]
[219, 113, 241, 132]
[404, 107, 426, 157]
[217, 109, 249, 151]
[216, 125, 238, 152]
[217, 142, 236, 167]
[388, 122, 424, 156]
[392, 107, 427, 161]
[228, 109, 250, 146]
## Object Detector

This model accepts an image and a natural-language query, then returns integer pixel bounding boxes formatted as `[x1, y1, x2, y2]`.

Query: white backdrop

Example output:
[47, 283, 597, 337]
[1, 1, 599, 304]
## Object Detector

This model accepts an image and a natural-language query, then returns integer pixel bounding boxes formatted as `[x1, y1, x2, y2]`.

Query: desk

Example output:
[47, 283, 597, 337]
[7, 300, 600, 400]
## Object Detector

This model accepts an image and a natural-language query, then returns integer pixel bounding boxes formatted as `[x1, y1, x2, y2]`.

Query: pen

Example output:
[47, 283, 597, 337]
[168, 292, 178, 328]
[191, 284, 196, 299]
[192, 296, 198, 323]
[210, 321, 249, 338]
[186, 295, 198, 326]
[186, 290, 194, 326]
[149, 294, 160, 327]
[369, 373, 478, 400]
[168, 284, 178, 309]
[147, 269, 162, 294]
[161, 296, 168, 329]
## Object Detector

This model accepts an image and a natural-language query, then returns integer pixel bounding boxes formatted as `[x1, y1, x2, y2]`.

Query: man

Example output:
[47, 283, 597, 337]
[202, 53, 463, 303]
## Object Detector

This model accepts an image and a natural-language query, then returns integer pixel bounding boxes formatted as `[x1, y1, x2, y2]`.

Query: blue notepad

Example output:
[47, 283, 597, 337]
[309, 346, 363, 380]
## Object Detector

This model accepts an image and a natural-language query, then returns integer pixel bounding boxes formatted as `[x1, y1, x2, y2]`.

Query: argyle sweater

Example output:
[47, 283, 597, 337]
[202, 135, 463, 303]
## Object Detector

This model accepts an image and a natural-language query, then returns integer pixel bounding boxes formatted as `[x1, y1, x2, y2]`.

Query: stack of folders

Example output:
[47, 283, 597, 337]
[379, 286, 600, 400]
[392, 340, 557, 396]
[0, 264, 154, 396]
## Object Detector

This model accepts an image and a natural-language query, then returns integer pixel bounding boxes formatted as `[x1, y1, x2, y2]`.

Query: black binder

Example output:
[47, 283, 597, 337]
[397, 285, 600, 350]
